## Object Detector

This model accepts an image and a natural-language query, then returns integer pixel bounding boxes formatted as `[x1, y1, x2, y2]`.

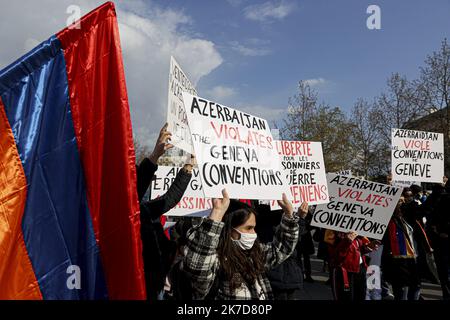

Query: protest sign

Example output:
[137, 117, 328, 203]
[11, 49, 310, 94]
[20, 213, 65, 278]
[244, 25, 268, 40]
[182, 93, 290, 199]
[270, 140, 329, 210]
[311, 173, 402, 240]
[167, 56, 197, 154]
[391, 128, 444, 183]
[390, 179, 421, 189]
[150, 166, 212, 217]
[334, 169, 352, 176]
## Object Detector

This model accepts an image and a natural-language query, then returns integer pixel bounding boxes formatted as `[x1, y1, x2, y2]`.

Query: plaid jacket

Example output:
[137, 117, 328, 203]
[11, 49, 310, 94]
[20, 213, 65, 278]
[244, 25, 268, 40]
[182, 214, 300, 300]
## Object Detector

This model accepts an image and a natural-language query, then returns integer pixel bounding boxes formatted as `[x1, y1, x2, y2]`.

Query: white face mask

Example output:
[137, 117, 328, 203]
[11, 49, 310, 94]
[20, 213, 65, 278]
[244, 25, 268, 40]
[232, 228, 257, 250]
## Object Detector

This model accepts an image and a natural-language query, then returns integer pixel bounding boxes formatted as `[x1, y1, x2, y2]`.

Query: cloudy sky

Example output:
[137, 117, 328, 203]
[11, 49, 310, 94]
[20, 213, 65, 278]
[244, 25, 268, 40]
[1, 0, 450, 148]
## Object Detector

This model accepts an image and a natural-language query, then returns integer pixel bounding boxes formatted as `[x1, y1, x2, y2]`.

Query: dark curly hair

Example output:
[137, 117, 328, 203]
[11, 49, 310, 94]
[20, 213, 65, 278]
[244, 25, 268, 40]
[216, 200, 265, 292]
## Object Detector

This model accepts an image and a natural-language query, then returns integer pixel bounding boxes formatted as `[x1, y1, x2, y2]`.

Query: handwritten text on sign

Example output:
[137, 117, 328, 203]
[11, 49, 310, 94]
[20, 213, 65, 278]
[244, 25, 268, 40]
[151, 166, 211, 217]
[334, 170, 352, 176]
[391, 128, 444, 183]
[270, 140, 329, 209]
[167, 56, 197, 154]
[182, 93, 290, 200]
[311, 173, 401, 240]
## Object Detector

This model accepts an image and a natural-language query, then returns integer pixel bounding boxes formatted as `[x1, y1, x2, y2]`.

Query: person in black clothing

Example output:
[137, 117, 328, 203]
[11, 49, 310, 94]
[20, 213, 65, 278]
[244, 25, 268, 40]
[255, 201, 309, 300]
[298, 209, 315, 283]
[166, 217, 198, 301]
[401, 187, 440, 287]
[382, 192, 437, 300]
[136, 123, 193, 301]
[425, 183, 450, 299]
[402, 187, 424, 226]
[313, 227, 331, 284]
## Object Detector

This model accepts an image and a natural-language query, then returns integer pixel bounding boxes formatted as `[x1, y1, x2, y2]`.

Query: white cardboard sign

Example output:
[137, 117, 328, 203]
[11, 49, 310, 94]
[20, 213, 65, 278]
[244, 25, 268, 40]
[270, 140, 329, 210]
[182, 92, 290, 200]
[334, 170, 352, 176]
[167, 56, 197, 154]
[391, 128, 444, 183]
[310, 173, 402, 240]
[150, 166, 212, 217]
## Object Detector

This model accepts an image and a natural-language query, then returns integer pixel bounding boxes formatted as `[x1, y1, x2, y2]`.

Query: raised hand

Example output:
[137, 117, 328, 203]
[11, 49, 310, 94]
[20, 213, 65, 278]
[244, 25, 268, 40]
[297, 201, 309, 219]
[277, 193, 294, 217]
[183, 155, 196, 174]
[346, 231, 358, 241]
[367, 240, 381, 251]
[209, 189, 230, 222]
[149, 123, 173, 164]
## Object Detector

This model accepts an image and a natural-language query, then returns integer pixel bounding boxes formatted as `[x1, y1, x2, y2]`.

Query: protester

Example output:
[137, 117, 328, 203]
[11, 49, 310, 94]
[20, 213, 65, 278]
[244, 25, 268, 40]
[180, 190, 299, 300]
[381, 195, 434, 300]
[402, 187, 425, 226]
[312, 227, 331, 284]
[425, 184, 450, 299]
[400, 187, 439, 289]
[165, 217, 197, 301]
[255, 202, 309, 300]
[137, 123, 194, 301]
[298, 210, 316, 283]
[136, 123, 172, 201]
[410, 184, 424, 205]
[326, 230, 380, 301]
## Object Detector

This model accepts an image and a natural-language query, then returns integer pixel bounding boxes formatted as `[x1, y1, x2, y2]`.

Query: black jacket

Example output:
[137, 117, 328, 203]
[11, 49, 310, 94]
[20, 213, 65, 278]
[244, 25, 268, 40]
[136, 157, 155, 202]
[426, 189, 450, 237]
[137, 158, 192, 300]
[254, 203, 307, 291]
[381, 215, 438, 285]
[297, 214, 315, 255]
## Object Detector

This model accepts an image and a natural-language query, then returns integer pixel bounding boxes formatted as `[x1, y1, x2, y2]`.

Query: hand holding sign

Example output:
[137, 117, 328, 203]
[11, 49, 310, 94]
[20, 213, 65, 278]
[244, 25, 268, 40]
[367, 240, 381, 252]
[183, 163, 193, 174]
[271, 140, 329, 209]
[151, 166, 212, 217]
[150, 123, 174, 164]
[209, 189, 230, 222]
[311, 173, 402, 240]
[346, 231, 358, 241]
[297, 202, 309, 219]
[277, 193, 294, 217]
[182, 93, 290, 200]
[167, 56, 197, 154]
[183, 155, 196, 174]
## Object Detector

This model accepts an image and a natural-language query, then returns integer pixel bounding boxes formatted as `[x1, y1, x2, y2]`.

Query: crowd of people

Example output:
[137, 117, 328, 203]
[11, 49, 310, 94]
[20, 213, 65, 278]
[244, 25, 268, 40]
[137, 123, 450, 301]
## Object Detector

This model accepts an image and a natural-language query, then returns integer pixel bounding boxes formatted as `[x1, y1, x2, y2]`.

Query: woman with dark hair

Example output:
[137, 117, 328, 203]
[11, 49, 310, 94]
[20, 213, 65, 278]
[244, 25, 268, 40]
[181, 190, 301, 300]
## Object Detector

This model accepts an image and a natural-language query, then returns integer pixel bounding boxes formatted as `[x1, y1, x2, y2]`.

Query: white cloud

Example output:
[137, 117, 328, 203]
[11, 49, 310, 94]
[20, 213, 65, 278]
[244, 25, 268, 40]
[0, 0, 223, 149]
[206, 85, 237, 101]
[116, 2, 222, 148]
[304, 78, 327, 87]
[238, 104, 286, 122]
[229, 40, 271, 56]
[247, 38, 270, 46]
[244, 1, 295, 22]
